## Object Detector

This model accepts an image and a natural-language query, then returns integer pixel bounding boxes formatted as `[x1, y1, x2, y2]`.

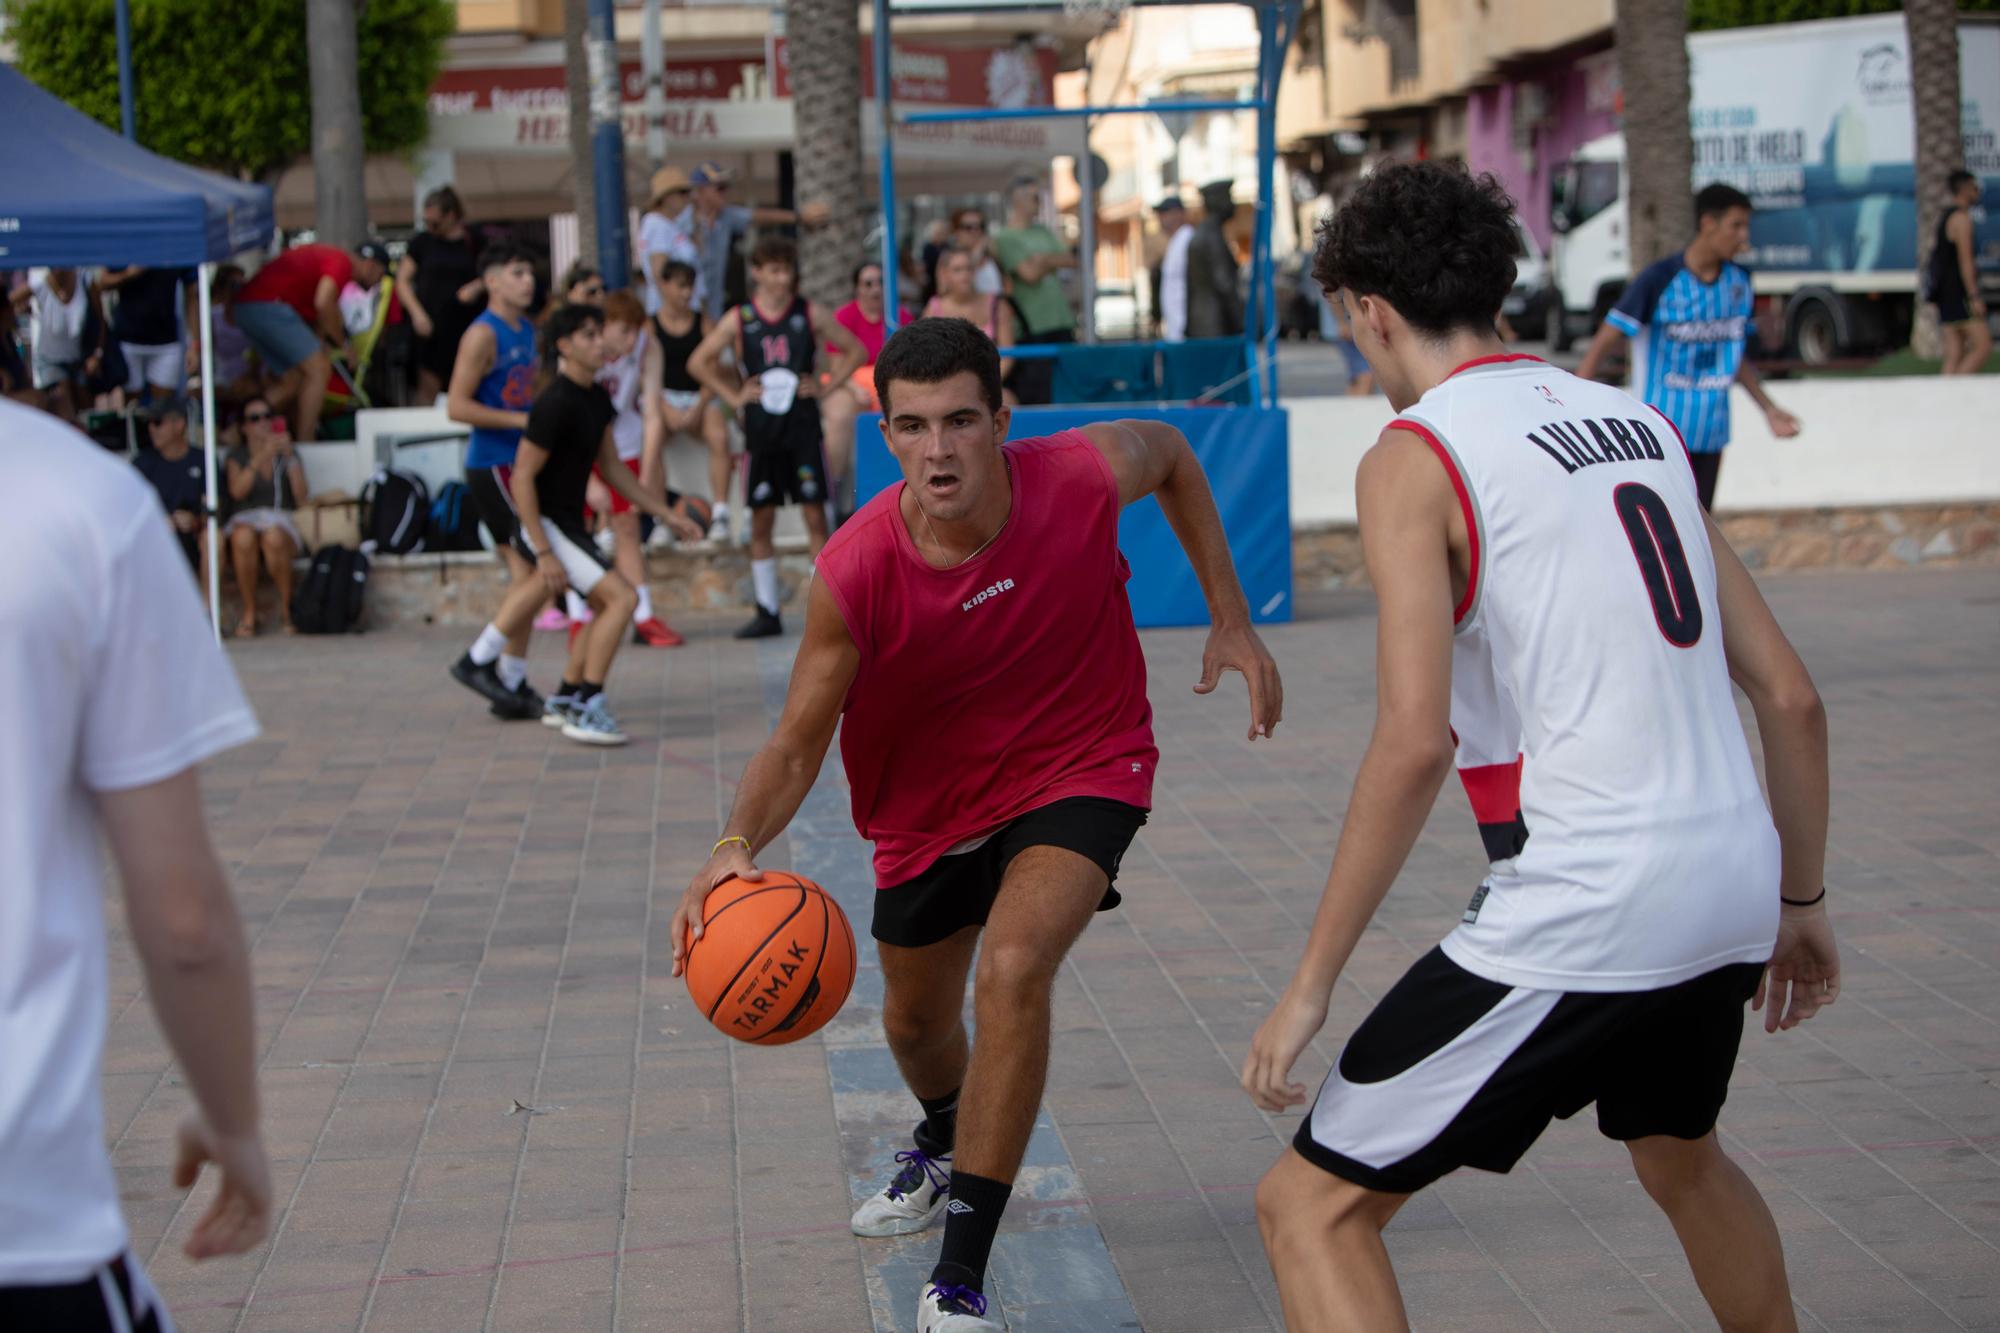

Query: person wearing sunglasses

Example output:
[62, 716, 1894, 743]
[558, 263, 606, 307]
[220, 396, 310, 637]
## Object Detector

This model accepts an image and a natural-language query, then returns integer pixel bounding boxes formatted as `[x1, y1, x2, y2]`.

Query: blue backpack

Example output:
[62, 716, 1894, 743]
[426, 479, 484, 552]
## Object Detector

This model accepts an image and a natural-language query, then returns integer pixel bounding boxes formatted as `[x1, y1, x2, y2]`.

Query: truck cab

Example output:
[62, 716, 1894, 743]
[1546, 133, 1627, 352]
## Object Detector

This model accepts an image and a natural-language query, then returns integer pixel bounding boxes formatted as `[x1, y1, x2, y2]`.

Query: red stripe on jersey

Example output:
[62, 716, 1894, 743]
[1391, 418, 1480, 625]
[1444, 352, 1547, 380]
[1458, 755, 1523, 824]
[1650, 406, 1697, 479]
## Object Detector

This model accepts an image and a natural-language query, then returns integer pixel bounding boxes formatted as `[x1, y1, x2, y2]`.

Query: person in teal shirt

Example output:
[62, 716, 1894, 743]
[991, 175, 1078, 404]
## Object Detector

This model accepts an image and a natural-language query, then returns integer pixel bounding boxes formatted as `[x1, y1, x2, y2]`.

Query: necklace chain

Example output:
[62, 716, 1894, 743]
[915, 458, 1009, 568]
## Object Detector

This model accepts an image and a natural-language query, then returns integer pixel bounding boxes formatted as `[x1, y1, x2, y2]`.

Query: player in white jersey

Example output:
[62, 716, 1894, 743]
[1242, 163, 1841, 1331]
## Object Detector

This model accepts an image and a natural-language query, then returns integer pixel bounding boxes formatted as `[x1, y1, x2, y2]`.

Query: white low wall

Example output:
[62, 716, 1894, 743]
[1287, 375, 2000, 527]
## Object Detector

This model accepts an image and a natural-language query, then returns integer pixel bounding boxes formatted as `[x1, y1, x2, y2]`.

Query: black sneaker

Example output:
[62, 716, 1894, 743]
[733, 605, 783, 639]
[449, 653, 516, 708]
[489, 679, 544, 721]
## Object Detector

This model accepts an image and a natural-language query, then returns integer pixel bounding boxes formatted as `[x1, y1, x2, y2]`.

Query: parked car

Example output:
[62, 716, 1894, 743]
[1503, 216, 1553, 334]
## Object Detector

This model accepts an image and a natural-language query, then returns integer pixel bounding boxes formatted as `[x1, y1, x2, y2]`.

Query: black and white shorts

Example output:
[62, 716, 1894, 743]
[513, 514, 611, 598]
[0, 1250, 173, 1332]
[1294, 947, 1765, 1195]
[466, 464, 519, 548]
[743, 401, 827, 510]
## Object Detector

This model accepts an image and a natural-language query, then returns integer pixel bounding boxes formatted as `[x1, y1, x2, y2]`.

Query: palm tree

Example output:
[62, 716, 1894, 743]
[1613, 0, 1694, 274]
[785, 0, 866, 308]
[1905, 0, 1961, 359]
[306, 0, 367, 247]
[564, 0, 598, 266]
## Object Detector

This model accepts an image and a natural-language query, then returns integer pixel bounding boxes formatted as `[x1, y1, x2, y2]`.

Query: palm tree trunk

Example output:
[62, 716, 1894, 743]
[307, 0, 368, 248]
[565, 0, 598, 268]
[785, 0, 866, 309]
[1905, 0, 1960, 359]
[1614, 0, 1693, 274]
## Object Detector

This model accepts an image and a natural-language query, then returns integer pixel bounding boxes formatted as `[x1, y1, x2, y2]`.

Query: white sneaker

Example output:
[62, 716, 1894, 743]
[918, 1282, 1002, 1332]
[594, 527, 618, 556]
[851, 1147, 951, 1237]
[706, 509, 731, 544]
[560, 694, 629, 746]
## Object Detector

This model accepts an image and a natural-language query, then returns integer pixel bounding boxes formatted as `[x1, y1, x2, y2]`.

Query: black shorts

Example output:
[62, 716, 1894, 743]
[0, 1251, 171, 1332]
[466, 464, 519, 548]
[1294, 947, 1765, 1195]
[743, 401, 826, 509]
[872, 796, 1149, 948]
[1935, 293, 1972, 325]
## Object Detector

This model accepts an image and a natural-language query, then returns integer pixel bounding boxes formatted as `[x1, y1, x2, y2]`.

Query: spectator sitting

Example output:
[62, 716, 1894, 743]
[639, 167, 699, 316]
[135, 396, 209, 571]
[819, 260, 914, 523]
[230, 241, 388, 446]
[398, 185, 486, 405]
[993, 175, 1078, 405]
[221, 396, 309, 637]
[923, 246, 1017, 403]
[101, 264, 195, 402]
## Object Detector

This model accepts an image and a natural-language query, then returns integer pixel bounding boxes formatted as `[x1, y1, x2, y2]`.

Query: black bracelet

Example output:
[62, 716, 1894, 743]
[1780, 887, 1826, 907]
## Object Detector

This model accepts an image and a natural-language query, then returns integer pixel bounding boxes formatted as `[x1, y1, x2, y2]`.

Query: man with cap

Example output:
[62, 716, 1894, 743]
[1186, 181, 1244, 340]
[134, 396, 209, 573]
[640, 167, 700, 317]
[1155, 195, 1193, 343]
[231, 240, 389, 446]
[687, 161, 833, 323]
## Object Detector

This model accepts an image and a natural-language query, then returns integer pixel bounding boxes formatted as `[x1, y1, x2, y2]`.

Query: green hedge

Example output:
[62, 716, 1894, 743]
[5, 0, 453, 177]
[1689, 0, 2000, 32]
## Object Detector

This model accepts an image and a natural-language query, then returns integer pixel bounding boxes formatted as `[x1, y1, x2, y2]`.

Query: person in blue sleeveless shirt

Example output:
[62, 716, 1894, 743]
[1578, 184, 1800, 512]
[446, 242, 552, 722]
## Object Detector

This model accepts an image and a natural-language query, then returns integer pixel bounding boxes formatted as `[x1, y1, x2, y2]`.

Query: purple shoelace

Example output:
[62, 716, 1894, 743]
[928, 1283, 988, 1318]
[885, 1147, 951, 1201]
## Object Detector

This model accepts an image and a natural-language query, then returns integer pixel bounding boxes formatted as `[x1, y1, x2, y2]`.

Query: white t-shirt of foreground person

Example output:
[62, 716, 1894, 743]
[0, 399, 270, 1329]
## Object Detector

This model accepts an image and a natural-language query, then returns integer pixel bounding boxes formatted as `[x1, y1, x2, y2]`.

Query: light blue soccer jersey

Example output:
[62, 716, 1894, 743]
[1605, 256, 1754, 455]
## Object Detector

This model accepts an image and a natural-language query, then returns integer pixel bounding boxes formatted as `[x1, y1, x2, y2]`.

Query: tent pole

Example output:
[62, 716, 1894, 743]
[198, 262, 222, 644]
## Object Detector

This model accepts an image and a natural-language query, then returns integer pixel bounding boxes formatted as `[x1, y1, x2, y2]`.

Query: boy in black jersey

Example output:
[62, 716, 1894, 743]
[514, 303, 691, 746]
[689, 236, 866, 638]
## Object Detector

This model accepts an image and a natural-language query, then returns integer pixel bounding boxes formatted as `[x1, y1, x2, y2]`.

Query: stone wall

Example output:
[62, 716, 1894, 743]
[1294, 502, 2000, 593]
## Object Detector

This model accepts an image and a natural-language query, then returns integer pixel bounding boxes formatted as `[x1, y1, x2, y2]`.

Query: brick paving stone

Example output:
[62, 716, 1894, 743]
[90, 569, 2000, 1329]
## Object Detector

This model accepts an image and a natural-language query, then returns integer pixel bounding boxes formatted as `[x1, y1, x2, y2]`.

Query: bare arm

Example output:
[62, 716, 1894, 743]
[1950, 212, 1984, 312]
[1735, 358, 1800, 436]
[312, 275, 348, 357]
[1084, 420, 1281, 740]
[445, 322, 529, 433]
[670, 577, 861, 973]
[688, 309, 750, 407]
[640, 333, 667, 469]
[395, 255, 432, 335]
[224, 452, 259, 502]
[594, 422, 685, 532]
[99, 769, 271, 1259]
[814, 303, 866, 387]
[1575, 319, 1627, 381]
[1242, 431, 1459, 1110]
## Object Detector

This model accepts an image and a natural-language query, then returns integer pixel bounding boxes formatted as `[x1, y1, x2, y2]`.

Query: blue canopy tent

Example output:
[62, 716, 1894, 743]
[0, 64, 276, 638]
[863, 0, 1301, 628]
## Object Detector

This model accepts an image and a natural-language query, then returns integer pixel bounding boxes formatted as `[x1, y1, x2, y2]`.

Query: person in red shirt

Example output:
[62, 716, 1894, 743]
[231, 241, 387, 445]
[669, 317, 1282, 1333]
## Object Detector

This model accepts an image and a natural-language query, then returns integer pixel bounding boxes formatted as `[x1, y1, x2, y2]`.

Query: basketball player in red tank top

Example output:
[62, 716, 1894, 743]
[670, 318, 1282, 1331]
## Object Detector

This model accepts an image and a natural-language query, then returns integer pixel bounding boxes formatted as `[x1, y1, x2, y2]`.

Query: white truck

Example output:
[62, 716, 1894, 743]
[1547, 13, 2000, 362]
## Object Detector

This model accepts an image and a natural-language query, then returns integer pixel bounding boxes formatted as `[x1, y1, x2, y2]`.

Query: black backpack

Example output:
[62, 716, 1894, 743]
[361, 467, 430, 555]
[291, 545, 370, 634]
[426, 479, 484, 552]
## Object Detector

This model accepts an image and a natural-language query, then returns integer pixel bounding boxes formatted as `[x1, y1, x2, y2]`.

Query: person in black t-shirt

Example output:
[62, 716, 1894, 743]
[508, 302, 687, 747]
[397, 187, 487, 404]
[133, 397, 208, 571]
[100, 266, 196, 402]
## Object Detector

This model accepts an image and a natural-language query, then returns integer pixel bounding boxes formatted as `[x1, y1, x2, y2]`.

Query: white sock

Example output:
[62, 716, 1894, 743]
[712, 502, 729, 523]
[636, 584, 654, 622]
[496, 654, 528, 690]
[469, 623, 506, 666]
[566, 590, 589, 621]
[752, 557, 780, 614]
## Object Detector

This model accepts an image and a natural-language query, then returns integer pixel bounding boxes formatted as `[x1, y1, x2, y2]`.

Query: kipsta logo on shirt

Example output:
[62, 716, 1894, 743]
[962, 578, 1015, 612]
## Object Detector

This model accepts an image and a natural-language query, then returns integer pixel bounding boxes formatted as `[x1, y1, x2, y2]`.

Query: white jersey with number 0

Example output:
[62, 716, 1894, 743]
[1400, 354, 1780, 992]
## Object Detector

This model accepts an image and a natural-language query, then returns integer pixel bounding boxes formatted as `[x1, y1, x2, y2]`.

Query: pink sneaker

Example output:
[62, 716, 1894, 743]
[534, 607, 568, 631]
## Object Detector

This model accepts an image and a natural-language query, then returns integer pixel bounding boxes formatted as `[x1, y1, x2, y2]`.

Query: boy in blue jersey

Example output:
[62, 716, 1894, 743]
[1578, 184, 1800, 511]
[446, 243, 552, 721]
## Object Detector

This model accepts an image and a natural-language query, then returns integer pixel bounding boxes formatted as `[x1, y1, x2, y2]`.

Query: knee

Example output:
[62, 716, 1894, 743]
[882, 996, 958, 1053]
[228, 526, 257, 554]
[597, 576, 637, 613]
[1255, 1155, 1389, 1249]
[259, 528, 291, 558]
[974, 941, 1057, 1009]
[303, 352, 331, 383]
[1630, 1133, 1724, 1210]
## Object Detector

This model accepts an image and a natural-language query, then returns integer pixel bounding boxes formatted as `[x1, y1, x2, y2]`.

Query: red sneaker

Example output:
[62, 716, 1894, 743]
[632, 616, 684, 648]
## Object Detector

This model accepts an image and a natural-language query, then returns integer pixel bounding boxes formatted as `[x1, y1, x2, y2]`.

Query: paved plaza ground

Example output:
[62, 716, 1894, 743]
[107, 567, 2000, 1331]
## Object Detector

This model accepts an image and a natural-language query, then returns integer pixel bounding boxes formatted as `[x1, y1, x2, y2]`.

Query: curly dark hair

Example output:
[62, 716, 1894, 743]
[874, 317, 1004, 417]
[749, 235, 797, 270]
[1311, 162, 1518, 338]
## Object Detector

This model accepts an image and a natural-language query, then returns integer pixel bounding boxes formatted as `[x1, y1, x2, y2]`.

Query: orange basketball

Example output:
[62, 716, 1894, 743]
[685, 871, 856, 1045]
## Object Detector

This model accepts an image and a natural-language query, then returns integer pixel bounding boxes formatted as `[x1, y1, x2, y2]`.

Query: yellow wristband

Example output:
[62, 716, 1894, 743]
[712, 834, 750, 858]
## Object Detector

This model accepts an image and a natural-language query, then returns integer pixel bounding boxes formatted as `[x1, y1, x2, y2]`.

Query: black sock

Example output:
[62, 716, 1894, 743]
[913, 1088, 960, 1157]
[574, 680, 602, 702]
[930, 1170, 1011, 1293]
[559, 679, 582, 697]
